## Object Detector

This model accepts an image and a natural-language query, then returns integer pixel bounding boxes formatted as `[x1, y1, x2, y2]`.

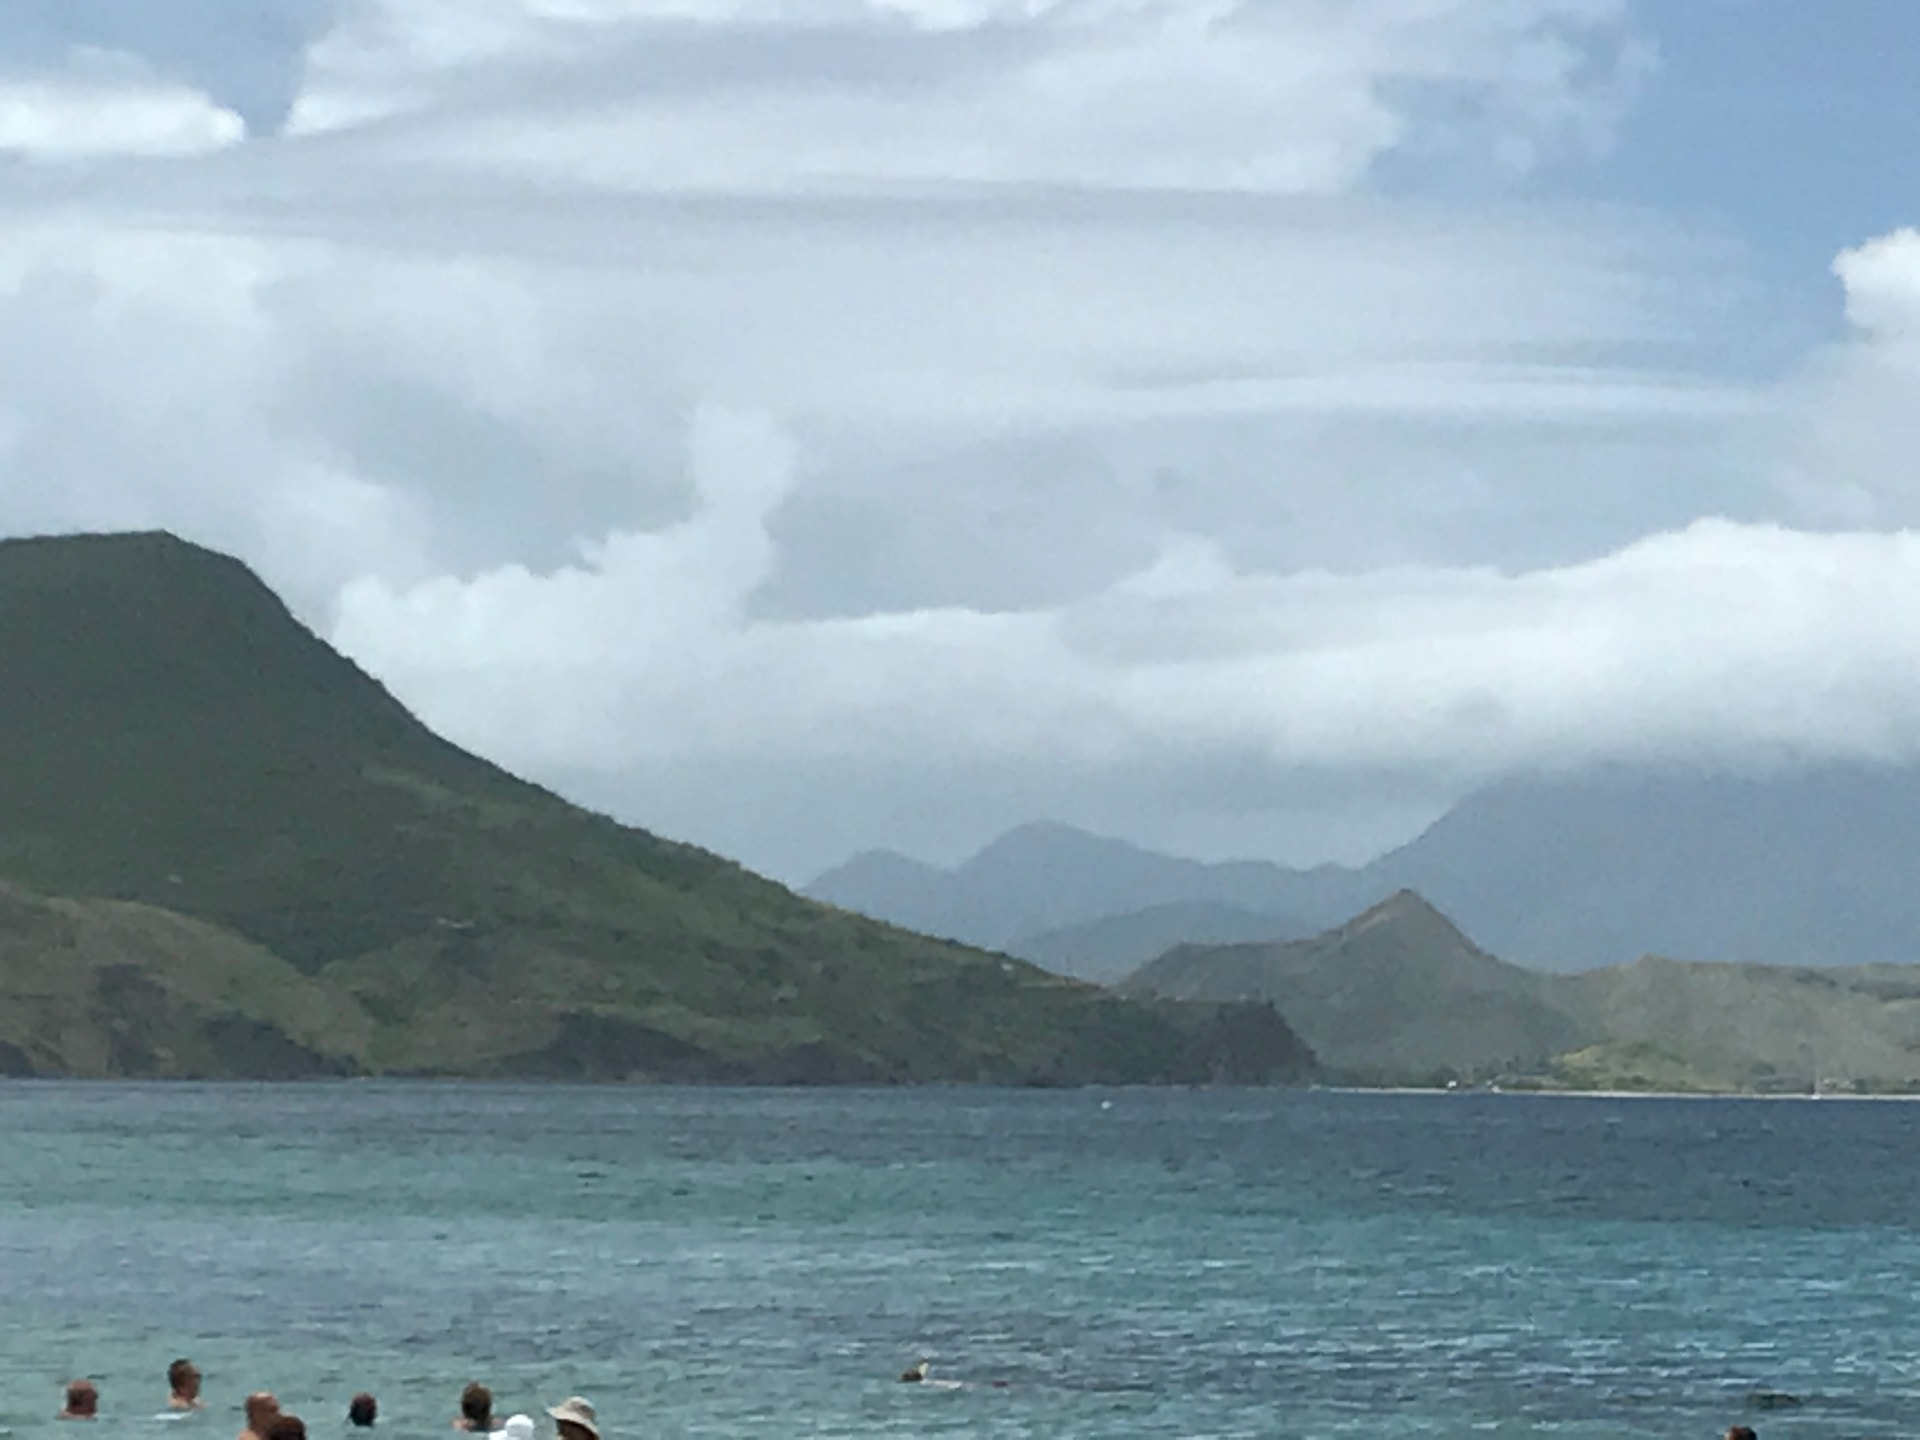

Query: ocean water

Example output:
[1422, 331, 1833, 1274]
[0, 1085, 1915, 1440]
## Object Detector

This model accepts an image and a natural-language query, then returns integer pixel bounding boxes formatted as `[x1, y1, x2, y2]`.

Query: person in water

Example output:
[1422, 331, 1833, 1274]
[58, 1380, 99, 1420]
[453, 1384, 494, 1433]
[239, 1391, 281, 1440]
[899, 1360, 929, 1383]
[347, 1394, 378, 1428]
[1726, 1429, 1759, 1440]
[546, 1396, 598, 1440]
[263, 1416, 307, 1440]
[169, 1359, 205, 1411]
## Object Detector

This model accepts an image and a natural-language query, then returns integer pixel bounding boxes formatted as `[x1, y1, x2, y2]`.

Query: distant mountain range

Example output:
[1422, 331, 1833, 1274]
[1019, 902, 1310, 984]
[1121, 891, 1920, 1093]
[0, 532, 1313, 1084]
[809, 768, 1920, 973]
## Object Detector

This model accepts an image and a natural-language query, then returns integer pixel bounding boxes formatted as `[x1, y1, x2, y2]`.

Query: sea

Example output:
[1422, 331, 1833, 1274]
[0, 1084, 1915, 1440]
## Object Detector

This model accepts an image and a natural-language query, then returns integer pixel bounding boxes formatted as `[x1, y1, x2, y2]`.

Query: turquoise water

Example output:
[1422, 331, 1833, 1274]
[1, 1085, 1916, 1439]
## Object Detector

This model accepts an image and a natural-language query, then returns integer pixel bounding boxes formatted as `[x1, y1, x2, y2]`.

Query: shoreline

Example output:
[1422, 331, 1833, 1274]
[1324, 1084, 1920, 1102]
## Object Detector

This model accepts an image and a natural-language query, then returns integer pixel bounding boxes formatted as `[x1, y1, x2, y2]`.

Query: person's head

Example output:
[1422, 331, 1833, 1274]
[1726, 1429, 1758, 1440]
[459, 1383, 493, 1428]
[545, 1397, 598, 1440]
[347, 1394, 378, 1428]
[244, 1392, 281, 1433]
[169, 1359, 201, 1401]
[264, 1415, 307, 1440]
[61, 1380, 99, 1419]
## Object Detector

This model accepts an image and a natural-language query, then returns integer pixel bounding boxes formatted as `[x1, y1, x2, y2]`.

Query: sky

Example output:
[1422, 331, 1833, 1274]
[2, 1, 1919, 882]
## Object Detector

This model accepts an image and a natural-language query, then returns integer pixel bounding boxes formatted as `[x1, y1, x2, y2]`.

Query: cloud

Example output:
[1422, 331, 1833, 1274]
[1776, 228, 1920, 528]
[0, 1, 340, 136]
[337, 501, 1920, 780]
[292, 0, 1646, 193]
[0, 0, 1891, 881]
[0, 54, 244, 158]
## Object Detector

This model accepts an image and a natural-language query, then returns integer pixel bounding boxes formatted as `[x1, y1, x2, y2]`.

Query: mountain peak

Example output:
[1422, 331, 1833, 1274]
[0, 531, 1282, 1084]
[1342, 889, 1466, 942]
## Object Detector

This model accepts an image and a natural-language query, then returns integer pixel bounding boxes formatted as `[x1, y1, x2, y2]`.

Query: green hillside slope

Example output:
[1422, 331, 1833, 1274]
[1123, 889, 1920, 1093]
[1557, 958, 1920, 1093]
[0, 532, 1314, 1084]
[1122, 891, 1588, 1083]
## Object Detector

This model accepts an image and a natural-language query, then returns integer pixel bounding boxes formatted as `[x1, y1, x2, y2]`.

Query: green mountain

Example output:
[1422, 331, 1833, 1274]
[1121, 891, 1584, 1083]
[1556, 959, 1920, 1093]
[1121, 892, 1920, 1093]
[0, 531, 1314, 1084]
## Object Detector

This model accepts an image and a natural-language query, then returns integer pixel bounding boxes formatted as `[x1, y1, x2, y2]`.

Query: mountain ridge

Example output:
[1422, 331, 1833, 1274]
[1123, 892, 1920, 1093]
[812, 769, 1920, 973]
[1125, 890, 1586, 1083]
[0, 531, 1315, 1084]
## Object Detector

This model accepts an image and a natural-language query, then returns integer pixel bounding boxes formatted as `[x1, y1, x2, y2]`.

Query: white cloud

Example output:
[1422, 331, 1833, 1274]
[0, 54, 244, 159]
[1, 0, 1897, 881]
[1833, 228, 1920, 338]
[292, 0, 1645, 194]
[1777, 227, 1920, 529]
[337, 494, 1920, 790]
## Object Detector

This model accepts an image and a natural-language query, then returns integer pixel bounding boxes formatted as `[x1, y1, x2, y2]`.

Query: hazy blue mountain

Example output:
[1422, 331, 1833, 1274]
[1366, 766, 1920, 970]
[809, 820, 1348, 954]
[1015, 902, 1311, 984]
[811, 763, 1920, 973]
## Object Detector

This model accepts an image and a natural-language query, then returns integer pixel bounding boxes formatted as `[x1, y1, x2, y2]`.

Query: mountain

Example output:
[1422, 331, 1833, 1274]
[1365, 767, 1920, 970]
[1122, 892, 1920, 1093]
[1018, 902, 1310, 984]
[1122, 892, 1585, 1082]
[1557, 958, 1920, 1092]
[809, 821, 1344, 955]
[812, 764, 1920, 974]
[0, 881, 366, 1079]
[0, 531, 1315, 1084]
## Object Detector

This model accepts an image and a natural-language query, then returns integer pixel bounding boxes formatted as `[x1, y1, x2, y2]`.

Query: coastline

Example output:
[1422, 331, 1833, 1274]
[1325, 1084, 1920, 1102]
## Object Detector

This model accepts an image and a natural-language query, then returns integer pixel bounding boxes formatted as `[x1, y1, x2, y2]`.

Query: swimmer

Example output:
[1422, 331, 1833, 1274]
[453, 1384, 494, 1433]
[1727, 1429, 1758, 1440]
[169, 1359, 205, 1411]
[546, 1396, 599, 1440]
[347, 1394, 378, 1429]
[897, 1360, 968, 1390]
[239, 1391, 280, 1440]
[492, 1416, 534, 1440]
[59, 1380, 99, 1421]
[264, 1416, 307, 1440]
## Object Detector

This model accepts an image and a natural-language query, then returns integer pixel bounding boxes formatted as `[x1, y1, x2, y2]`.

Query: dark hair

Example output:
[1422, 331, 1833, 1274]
[264, 1416, 307, 1440]
[65, 1380, 99, 1411]
[460, 1384, 493, 1427]
[348, 1394, 378, 1428]
[169, 1360, 197, 1390]
[1726, 1429, 1758, 1440]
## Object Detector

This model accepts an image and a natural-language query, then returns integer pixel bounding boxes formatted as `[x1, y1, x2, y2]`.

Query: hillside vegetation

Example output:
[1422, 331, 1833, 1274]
[1124, 894, 1920, 1093]
[0, 532, 1314, 1084]
[1124, 892, 1583, 1084]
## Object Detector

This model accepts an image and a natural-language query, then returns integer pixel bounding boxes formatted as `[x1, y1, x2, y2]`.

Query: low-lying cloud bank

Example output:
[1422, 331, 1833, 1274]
[0, 2, 1914, 875]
